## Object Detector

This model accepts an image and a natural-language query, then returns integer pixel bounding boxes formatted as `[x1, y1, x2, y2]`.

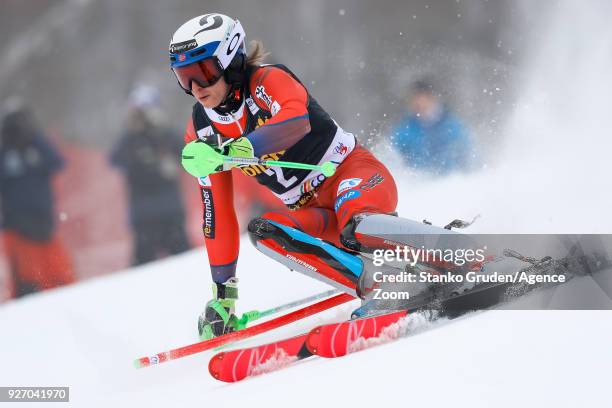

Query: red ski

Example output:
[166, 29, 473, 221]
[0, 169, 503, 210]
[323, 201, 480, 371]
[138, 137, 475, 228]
[207, 251, 585, 382]
[208, 310, 408, 382]
[306, 310, 408, 358]
[209, 333, 310, 382]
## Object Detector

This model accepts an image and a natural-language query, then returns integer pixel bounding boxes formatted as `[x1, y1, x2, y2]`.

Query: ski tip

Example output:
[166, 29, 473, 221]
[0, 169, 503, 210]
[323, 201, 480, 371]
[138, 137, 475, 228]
[305, 327, 322, 355]
[208, 352, 227, 381]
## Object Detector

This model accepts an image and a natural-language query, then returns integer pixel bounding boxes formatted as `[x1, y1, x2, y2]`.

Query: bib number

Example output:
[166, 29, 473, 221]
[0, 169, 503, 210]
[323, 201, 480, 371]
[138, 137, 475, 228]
[265, 167, 298, 188]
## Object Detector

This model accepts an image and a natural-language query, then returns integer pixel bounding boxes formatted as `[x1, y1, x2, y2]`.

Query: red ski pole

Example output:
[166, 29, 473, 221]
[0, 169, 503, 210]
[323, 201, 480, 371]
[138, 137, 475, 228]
[134, 292, 354, 368]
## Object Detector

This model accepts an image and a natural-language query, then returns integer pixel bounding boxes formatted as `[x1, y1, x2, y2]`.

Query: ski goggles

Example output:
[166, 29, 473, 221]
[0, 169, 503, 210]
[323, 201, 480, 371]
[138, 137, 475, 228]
[172, 57, 224, 92]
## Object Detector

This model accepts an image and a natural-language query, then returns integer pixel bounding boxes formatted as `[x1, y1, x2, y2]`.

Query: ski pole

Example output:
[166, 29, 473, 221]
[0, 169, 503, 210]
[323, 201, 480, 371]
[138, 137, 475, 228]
[223, 156, 337, 177]
[182, 141, 337, 177]
[134, 292, 354, 368]
[234, 289, 340, 330]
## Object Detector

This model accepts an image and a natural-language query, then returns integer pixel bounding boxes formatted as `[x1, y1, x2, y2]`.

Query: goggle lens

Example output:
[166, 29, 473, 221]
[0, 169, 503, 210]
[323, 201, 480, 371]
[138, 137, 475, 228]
[172, 58, 223, 91]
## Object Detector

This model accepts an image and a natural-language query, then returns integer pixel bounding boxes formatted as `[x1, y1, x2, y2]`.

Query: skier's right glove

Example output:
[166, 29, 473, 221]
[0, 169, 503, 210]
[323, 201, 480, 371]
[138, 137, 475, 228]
[181, 140, 224, 178]
[181, 138, 255, 178]
[198, 278, 239, 340]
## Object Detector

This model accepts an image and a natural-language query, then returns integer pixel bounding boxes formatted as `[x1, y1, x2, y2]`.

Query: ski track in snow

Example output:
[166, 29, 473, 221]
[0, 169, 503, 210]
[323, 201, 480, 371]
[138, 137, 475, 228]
[248, 350, 299, 377]
[347, 311, 445, 354]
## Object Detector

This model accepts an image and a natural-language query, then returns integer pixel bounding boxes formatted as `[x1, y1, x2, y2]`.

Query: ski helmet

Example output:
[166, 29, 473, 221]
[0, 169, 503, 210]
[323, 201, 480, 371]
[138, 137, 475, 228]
[169, 13, 246, 95]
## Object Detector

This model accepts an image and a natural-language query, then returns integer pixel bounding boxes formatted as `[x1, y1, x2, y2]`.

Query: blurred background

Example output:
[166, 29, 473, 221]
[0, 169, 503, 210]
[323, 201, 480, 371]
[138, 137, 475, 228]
[0, 0, 609, 302]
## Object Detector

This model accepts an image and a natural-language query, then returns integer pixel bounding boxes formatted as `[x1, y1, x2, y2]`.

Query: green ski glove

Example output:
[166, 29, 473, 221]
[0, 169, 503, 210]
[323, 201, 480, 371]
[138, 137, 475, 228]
[181, 141, 224, 178]
[226, 137, 255, 161]
[181, 138, 255, 178]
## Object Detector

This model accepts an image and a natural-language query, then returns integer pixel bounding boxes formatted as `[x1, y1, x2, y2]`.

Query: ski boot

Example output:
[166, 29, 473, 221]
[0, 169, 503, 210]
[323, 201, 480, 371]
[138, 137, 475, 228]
[198, 277, 239, 340]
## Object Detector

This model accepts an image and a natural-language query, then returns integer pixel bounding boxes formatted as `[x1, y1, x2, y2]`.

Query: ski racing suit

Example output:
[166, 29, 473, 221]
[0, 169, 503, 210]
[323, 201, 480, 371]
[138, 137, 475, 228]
[184, 64, 398, 294]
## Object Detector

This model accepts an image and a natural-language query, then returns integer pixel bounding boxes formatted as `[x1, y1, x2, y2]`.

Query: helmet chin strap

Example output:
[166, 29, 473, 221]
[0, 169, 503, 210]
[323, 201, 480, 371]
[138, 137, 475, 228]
[214, 49, 247, 114]
[214, 78, 244, 115]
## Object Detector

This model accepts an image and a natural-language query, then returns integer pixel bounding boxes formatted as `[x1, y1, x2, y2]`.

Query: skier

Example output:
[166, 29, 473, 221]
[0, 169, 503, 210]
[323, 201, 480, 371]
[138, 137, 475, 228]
[169, 13, 398, 339]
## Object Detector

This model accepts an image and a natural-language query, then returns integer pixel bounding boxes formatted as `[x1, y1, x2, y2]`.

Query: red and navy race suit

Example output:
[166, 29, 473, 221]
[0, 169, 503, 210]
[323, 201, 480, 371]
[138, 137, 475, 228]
[184, 64, 398, 283]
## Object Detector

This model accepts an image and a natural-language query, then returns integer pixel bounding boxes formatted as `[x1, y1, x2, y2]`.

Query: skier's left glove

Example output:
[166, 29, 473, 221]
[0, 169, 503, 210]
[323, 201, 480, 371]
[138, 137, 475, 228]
[198, 278, 239, 340]
[224, 137, 255, 168]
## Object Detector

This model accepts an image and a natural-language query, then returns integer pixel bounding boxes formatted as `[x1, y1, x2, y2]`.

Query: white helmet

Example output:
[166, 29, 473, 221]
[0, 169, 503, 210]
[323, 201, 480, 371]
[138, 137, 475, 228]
[169, 13, 247, 94]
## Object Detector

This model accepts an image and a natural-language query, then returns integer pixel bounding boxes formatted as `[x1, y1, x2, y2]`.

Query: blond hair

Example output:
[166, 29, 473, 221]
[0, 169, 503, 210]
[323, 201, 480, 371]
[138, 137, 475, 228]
[247, 40, 269, 66]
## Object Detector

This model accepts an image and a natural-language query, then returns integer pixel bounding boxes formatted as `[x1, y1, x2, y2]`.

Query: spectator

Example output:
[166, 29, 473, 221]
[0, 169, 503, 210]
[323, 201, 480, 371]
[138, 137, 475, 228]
[111, 85, 189, 265]
[0, 103, 74, 298]
[391, 79, 475, 175]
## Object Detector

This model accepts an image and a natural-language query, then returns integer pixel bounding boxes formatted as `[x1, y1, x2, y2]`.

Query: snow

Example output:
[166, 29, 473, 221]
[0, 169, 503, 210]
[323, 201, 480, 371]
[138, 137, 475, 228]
[2, 1, 612, 407]
[1, 246, 611, 407]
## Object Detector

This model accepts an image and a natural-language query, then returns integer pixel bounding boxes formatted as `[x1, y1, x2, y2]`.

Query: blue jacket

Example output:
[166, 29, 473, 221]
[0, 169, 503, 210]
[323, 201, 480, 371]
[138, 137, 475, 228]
[392, 107, 474, 175]
[0, 133, 64, 241]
